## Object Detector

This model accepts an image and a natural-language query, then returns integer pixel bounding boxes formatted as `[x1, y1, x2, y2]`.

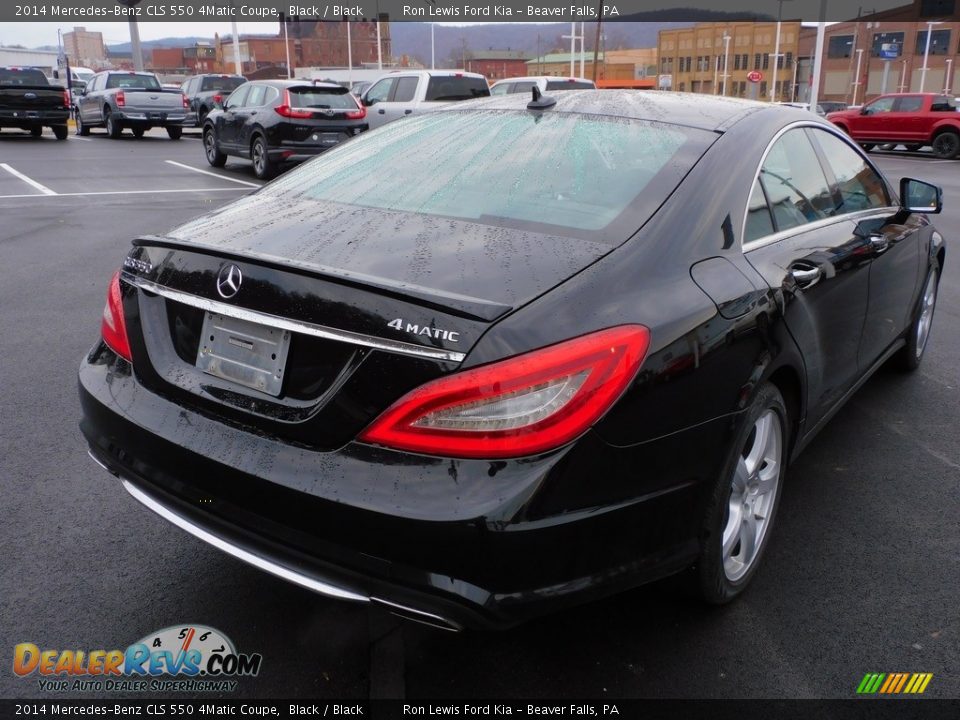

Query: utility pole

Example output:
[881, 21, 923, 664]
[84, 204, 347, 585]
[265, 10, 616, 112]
[770, 0, 793, 102]
[852, 48, 864, 105]
[592, 8, 603, 82]
[808, 0, 827, 110]
[919, 21, 942, 92]
[722, 32, 731, 96]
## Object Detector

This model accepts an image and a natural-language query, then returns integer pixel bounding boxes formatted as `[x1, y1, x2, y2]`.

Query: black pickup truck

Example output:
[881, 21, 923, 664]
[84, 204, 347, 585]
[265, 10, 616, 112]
[0, 67, 70, 139]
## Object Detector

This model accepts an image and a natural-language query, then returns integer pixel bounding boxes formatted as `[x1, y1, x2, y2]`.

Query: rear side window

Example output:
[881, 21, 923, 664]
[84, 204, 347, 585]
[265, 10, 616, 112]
[896, 96, 924, 112]
[267, 110, 715, 241]
[931, 96, 957, 112]
[745, 181, 775, 242]
[246, 85, 267, 107]
[758, 129, 835, 232]
[489, 83, 510, 95]
[425, 76, 490, 101]
[393, 76, 419, 103]
[545, 80, 595, 90]
[289, 87, 358, 109]
[106, 74, 161, 90]
[200, 76, 245, 93]
[0, 68, 48, 85]
[812, 130, 890, 212]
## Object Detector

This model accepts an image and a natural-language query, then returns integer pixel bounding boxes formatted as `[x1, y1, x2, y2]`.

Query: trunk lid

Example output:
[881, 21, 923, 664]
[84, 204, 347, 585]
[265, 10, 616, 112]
[123, 89, 183, 109]
[120, 194, 611, 449]
[0, 85, 65, 112]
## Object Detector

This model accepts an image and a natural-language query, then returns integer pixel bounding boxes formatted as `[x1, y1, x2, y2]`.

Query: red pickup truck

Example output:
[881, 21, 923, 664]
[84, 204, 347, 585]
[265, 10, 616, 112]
[827, 92, 960, 158]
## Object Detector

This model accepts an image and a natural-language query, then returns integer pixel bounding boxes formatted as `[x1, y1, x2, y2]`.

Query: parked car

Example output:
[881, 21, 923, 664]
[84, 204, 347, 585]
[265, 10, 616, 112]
[827, 92, 960, 158]
[75, 71, 189, 139]
[818, 100, 848, 113]
[489, 76, 597, 95]
[349, 80, 372, 98]
[360, 70, 490, 129]
[202, 80, 368, 180]
[182, 73, 247, 126]
[0, 66, 70, 139]
[80, 91, 944, 630]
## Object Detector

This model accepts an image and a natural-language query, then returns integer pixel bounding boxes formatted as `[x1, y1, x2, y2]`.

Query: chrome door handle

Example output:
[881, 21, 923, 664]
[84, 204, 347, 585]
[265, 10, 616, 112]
[869, 234, 890, 254]
[789, 266, 821, 289]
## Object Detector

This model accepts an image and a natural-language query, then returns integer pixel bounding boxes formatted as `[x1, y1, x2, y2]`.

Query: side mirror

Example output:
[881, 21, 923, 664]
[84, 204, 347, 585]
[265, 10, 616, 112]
[900, 177, 942, 214]
[362, 95, 376, 107]
[860, 106, 869, 115]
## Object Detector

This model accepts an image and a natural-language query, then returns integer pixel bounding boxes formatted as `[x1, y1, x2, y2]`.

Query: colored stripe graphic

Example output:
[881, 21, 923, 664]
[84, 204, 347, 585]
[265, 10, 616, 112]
[857, 672, 933, 694]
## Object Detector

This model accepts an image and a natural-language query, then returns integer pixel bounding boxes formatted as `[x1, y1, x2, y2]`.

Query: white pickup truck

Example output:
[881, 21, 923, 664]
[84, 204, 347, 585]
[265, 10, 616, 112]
[360, 70, 490, 130]
[75, 71, 188, 139]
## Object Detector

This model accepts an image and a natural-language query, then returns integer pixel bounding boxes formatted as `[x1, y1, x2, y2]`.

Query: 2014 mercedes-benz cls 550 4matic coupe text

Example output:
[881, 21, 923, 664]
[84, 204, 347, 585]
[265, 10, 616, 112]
[79, 90, 945, 630]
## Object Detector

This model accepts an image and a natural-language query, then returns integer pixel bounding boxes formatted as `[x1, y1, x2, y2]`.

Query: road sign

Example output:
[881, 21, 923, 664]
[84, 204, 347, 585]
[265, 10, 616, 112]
[879, 43, 901, 60]
[747, 71, 763, 83]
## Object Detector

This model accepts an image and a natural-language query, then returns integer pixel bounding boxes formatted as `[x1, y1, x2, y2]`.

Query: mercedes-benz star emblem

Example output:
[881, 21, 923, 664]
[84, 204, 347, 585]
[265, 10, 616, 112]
[216, 264, 242, 299]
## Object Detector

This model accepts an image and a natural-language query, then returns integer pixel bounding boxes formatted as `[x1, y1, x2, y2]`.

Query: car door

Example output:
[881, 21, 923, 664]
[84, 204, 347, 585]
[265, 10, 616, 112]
[234, 83, 268, 153]
[810, 129, 922, 370]
[79, 73, 101, 123]
[743, 127, 875, 430]
[890, 95, 925, 143]
[363, 77, 397, 130]
[852, 95, 896, 142]
[217, 83, 251, 149]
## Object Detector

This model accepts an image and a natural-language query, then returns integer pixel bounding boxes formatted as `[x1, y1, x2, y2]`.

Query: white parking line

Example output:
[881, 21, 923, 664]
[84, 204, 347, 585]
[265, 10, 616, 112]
[0, 163, 57, 195]
[0, 187, 249, 200]
[165, 160, 261, 188]
[67, 136, 92, 142]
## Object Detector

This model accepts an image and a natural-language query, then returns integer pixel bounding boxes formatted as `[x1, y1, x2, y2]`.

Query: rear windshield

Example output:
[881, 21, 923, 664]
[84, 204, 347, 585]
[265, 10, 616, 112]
[289, 87, 358, 109]
[545, 80, 595, 90]
[0, 68, 48, 86]
[425, 76, 490, 102]
[200, 76, 246, 93]
[106, 74, 161, 90]
[266, 110, 714, 241]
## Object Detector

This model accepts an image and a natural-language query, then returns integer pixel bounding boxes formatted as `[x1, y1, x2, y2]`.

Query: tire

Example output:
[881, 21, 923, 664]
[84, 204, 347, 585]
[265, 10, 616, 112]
[75, 111, 89, 136]
[52, 125, 68, 140]
[859, 143, 876, 152]
[30, 126, 42, 137]
[105, 109, 121, 139]
[166, 126, 182, 140]
[251, 135, 275, 180]
[198, 106, 209, 126]
[697, 382, 789, 604]
[894, 266, 939, 372]
[931, 131, 959, 159]
[132, 127, 145, 139]
[203, 127, 227, 167]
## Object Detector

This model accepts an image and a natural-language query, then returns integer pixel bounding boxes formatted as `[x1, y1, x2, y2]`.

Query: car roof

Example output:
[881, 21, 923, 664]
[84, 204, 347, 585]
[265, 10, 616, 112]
[492, 76, 594, 84]
[251, 79, 344, 89]
[445, 89, 781, 132]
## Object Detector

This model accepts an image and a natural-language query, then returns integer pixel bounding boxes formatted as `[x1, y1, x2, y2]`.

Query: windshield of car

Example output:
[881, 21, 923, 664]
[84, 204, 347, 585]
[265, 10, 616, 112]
[74, 71, 94, 82]
[200, 76, 246, 93]
[106, 74, 161, 90]
[288, 87, 358, 109]
[425, 76, 490, 101]
[0, 68, 49, 86]
[266, 109, 714, 241]
[545, 80, 595, 90]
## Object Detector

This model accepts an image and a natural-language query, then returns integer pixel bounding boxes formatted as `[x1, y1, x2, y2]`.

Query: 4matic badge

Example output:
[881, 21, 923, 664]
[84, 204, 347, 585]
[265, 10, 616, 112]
[388, 318, 460, 343]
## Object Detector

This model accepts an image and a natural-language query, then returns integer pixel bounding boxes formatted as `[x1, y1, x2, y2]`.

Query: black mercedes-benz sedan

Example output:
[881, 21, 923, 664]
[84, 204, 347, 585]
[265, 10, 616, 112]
[201, 79, 369, 180]
[79, 90, 945, 630]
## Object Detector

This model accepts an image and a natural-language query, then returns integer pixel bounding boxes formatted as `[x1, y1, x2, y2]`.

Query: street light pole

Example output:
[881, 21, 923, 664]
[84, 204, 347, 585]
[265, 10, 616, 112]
[852, 48, 864, 106]
[770, 0, 793, 102]
[919, 21, 941, 92]
[808, 1, 827, 110]
[722, 33, 731, 96]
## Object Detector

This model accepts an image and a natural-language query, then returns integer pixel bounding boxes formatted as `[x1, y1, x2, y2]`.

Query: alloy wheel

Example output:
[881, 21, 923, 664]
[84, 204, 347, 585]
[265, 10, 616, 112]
[722, 410, 783, 582]
[915, 270, 938, 360]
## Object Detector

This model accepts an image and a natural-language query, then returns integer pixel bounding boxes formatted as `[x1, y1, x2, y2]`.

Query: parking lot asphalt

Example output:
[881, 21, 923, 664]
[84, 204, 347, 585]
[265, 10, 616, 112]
[0, 127, 957, 701]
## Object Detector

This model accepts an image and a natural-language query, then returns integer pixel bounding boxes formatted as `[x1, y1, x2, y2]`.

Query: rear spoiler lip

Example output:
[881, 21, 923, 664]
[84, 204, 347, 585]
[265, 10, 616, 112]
[131, 235, 514, 324]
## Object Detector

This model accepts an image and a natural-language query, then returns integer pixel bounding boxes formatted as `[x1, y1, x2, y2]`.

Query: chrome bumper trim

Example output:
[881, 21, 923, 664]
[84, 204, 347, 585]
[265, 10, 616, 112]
[123, 273, 466, 363]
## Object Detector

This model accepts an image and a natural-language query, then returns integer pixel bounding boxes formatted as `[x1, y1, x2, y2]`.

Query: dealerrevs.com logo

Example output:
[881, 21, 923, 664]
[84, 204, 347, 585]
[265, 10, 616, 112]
[13, 625, 262, 693]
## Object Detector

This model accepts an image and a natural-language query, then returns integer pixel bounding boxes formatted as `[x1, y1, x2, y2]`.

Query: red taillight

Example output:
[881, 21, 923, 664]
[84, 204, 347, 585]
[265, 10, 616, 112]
[62, 89, 70, 108]
[346, 96, 366, 120]
[182, 93, 189, 109]
[101, 271, 132, 362]
[116, 90, 125, 107]
[213, 93, 223, 105]
[275, 89, 312, 118]
[359, 326, 650, 459]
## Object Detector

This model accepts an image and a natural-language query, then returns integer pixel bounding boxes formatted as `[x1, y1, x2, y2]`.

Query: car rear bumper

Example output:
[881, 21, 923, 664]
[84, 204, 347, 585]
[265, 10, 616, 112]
[79, 344, 717, 628]
[115, 110, 188, 126]
[0, 109, 69, 125]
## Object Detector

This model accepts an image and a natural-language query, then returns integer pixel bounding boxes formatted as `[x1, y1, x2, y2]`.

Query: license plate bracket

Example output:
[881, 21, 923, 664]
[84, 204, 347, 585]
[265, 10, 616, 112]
[196, 312, 291, 397]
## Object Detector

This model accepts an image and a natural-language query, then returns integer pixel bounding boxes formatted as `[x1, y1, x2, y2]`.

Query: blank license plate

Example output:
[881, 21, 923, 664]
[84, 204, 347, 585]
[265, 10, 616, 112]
[196, 313, 291, 396]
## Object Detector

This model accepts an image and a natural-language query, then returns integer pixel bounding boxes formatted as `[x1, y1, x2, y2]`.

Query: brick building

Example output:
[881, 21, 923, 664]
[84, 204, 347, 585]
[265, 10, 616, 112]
[657, 22, 802, 100]
[798, 0, 960, 105]
[465, 50, 530, 81]
[62, 27, 106, 68]
[150, 44, 219, 75]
